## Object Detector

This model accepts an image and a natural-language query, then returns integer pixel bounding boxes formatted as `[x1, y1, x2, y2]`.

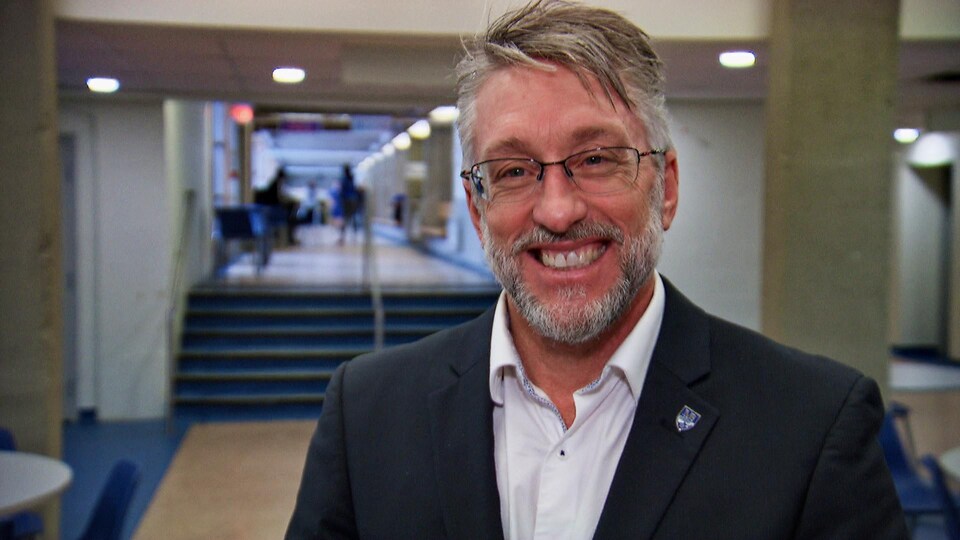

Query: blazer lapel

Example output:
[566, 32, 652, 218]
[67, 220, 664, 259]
[428, 309, 505, 540]
[594, 279, 720, 540]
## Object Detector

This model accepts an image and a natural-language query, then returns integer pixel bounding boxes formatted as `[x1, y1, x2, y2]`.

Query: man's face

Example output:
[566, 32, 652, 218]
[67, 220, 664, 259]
[465, 65, 679, 344]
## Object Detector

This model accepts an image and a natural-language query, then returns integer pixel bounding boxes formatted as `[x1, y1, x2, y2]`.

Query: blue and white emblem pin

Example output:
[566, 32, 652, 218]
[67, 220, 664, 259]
[675, 405, 701, 432]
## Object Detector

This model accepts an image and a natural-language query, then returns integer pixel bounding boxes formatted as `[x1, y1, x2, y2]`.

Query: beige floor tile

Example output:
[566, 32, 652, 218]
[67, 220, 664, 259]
[134, 421, 315, 540]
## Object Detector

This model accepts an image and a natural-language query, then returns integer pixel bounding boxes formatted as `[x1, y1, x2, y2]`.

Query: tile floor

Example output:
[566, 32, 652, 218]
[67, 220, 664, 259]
[219, 222, 497, 289]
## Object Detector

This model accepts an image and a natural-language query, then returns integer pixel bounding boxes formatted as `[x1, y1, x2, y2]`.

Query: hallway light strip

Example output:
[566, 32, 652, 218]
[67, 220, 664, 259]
[407, 120, 431, 140]
[86, 77, 120, 93]
[429, 106, 459, 124]
[719, 51, 756, 69]
[273, 67, 306, 84]
[392, 132, 412, 151]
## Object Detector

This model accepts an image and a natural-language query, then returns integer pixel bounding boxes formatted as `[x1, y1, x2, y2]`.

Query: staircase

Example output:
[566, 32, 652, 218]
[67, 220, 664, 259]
[173, 286, 501, 422]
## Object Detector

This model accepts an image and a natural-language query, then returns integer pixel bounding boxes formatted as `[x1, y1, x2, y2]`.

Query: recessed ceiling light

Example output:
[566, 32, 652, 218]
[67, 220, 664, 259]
[719, 51, 756, 69]
[407, 120, 431, 140]
[272, 67, 305, 84]
[392, 132, 412, 151]
[86, 77, 120, 93]
[429, 106, 459, 124]
[893, 128, 920, 144]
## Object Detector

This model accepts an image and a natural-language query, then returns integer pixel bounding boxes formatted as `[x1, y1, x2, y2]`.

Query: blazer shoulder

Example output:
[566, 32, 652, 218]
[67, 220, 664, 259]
[708, 314, 863, 384]
[340, 306, 495, 389]
[657, 277, 864, 396]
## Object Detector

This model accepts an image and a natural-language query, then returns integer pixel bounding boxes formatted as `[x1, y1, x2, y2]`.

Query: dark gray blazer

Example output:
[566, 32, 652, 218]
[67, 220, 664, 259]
[286, 280, 908, 539]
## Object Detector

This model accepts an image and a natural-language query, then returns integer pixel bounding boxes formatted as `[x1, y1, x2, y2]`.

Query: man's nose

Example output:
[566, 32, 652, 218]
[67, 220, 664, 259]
[531, 164, 587, 233]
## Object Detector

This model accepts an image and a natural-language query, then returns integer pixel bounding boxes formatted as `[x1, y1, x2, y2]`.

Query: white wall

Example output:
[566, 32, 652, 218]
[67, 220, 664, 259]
[658, 100, 765, 330]
[59, 99, 171, 420]
[892, 132, 960, 354]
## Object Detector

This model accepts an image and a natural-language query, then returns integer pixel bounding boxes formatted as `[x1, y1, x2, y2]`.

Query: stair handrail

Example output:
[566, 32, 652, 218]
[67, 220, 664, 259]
[166, 188, 196, 433]
[362, 202, 385, 351]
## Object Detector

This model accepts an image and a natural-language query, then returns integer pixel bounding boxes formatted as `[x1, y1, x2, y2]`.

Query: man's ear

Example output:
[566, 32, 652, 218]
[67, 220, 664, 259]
[660, 149, 679, 231]
[463, 179, 485, 243]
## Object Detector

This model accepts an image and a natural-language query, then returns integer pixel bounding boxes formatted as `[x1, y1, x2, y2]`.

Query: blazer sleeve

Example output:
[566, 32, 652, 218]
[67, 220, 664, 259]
[286, 363, 359, 539]
[793, 375, 910, 540]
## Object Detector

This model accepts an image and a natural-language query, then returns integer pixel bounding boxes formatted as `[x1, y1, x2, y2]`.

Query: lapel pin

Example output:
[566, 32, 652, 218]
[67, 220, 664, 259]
[675, 405, 701, 432]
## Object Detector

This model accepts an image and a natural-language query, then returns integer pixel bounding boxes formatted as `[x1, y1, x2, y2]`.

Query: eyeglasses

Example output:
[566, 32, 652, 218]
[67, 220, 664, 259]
[460, 146, 664, 204]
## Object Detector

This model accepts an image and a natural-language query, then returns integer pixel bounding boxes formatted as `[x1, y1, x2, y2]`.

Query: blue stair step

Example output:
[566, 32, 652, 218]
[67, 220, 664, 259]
[174, 285, 501, 421]
[176, 371, 334, 396]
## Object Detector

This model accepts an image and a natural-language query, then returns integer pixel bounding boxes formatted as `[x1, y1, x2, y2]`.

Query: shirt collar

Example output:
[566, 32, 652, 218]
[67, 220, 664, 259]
[488, 272, 666, 405]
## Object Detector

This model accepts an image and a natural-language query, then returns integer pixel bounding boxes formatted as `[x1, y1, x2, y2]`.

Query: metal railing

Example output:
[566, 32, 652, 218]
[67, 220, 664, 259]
[362, 208, 385, 351]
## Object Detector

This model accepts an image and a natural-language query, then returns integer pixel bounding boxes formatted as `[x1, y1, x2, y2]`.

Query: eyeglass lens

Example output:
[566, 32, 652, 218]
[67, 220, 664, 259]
[475, 147, 644, 203]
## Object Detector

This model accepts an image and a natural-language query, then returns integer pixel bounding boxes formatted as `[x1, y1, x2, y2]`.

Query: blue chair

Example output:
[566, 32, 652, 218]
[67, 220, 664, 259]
[0, 428, 44, 539]
[76, 459, 141, 540]
[879, 404, 943, 522]
[214, 205, 272, 274]
[921, 455, 960, 540]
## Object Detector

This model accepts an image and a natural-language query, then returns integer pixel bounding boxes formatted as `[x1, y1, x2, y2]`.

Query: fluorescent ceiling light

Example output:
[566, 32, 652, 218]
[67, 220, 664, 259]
[86, 77, 120, 93]
[273, 67, 306, 84]
[719, 51, 756, 69]
[893, 128, 920, 144]
[429, 106, 460, 124]
[392, 132, 412, 151]
[408, 119, 431, 140]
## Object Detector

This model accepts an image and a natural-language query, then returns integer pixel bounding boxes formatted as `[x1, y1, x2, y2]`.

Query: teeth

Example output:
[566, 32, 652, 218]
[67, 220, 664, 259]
[540, 245, 604, 269]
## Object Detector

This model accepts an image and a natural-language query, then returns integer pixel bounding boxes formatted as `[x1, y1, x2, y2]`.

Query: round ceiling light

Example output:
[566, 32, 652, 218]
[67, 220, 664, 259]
[893, 128, 920, 144]
[86, 77, 120, 93]
[719, 51, 756, 69]
[273, 67, 306, 84]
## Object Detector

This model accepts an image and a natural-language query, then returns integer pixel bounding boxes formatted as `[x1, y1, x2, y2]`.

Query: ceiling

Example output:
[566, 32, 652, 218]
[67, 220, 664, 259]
[55, 20, 960, 180]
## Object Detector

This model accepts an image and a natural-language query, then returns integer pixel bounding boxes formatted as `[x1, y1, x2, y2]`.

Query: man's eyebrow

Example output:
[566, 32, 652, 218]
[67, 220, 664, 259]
[480, 126, 630, 160]
[569, 126, 626, 147]
[481, 137, 532, 159]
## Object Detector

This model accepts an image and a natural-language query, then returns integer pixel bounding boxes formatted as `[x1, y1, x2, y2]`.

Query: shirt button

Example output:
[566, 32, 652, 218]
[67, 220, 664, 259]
[559, 449, 567, 459]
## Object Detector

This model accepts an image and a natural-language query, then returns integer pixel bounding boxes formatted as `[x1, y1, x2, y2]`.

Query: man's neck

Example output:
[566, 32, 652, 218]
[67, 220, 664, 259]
[507, 277, 656, 426]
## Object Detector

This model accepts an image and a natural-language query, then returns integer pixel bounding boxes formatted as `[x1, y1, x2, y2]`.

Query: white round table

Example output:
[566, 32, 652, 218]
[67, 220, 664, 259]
[940, 447, 960, 481]
[0, 451, 73, 517]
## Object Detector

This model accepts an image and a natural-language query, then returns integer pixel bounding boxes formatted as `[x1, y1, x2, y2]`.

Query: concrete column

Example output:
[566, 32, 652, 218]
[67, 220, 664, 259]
[421, 122, 455, 234]
[405, 137, 427, 238]
[165, 100, 214, 283]
[951, 159, 960, 359]
[0, 0, 64, 535]
[762, 0, 900, 394]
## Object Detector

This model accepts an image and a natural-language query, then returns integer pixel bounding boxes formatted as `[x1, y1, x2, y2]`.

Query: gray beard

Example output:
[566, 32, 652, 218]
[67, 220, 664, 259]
[480, 195, 663, 345]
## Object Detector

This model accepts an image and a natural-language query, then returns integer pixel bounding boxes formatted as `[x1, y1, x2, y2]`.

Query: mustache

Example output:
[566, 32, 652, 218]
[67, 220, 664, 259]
[511, 221, 625, 255]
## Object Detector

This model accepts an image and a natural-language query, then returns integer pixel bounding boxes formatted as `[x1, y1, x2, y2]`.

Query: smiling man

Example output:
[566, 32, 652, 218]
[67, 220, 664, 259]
[286, 2, 908, 539]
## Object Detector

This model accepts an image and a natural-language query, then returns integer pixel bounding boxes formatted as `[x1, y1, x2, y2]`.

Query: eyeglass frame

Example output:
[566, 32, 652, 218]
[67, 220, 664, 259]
[459, 146, 666, 202]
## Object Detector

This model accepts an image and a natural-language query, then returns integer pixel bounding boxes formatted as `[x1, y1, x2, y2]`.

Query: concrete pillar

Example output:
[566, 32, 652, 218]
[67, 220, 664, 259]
[950, 157, 960, 359]
[762, 0, 900, 394]
[421, 121, 454, 234]
[0, 0, 64, 535]
[405, 137, 427, 239]
[165, 100, 214, 284]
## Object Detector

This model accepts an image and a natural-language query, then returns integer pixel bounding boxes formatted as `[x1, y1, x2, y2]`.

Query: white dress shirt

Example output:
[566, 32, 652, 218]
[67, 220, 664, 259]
[489, 273, 665, 540]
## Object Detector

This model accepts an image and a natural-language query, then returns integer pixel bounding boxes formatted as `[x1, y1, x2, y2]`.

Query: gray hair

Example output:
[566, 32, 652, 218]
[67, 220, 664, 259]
[455, 0, 673, 168]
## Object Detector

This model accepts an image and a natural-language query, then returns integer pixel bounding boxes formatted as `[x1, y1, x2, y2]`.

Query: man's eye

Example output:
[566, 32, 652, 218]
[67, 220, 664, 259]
[582, 154, 607, 166]
[495, 165, 533, 180]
